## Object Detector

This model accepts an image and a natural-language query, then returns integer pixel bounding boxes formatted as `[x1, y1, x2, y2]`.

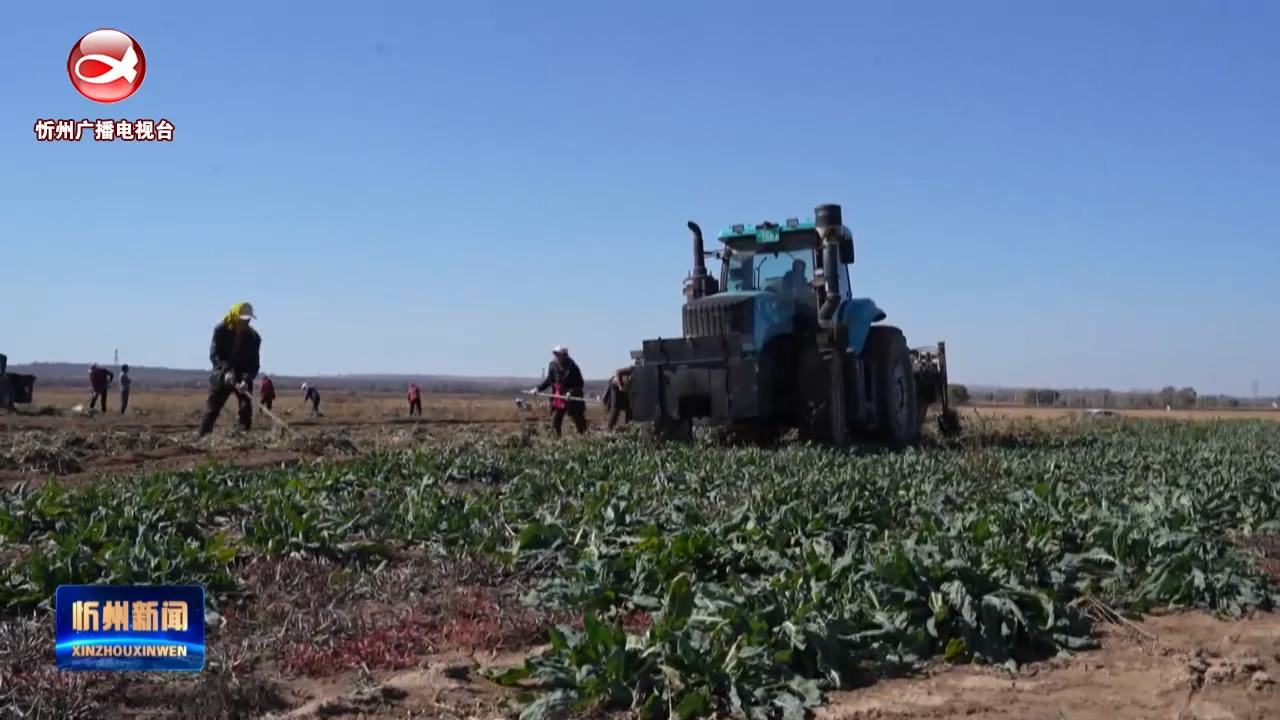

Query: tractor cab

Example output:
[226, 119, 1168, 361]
[714, 220, 854, 310]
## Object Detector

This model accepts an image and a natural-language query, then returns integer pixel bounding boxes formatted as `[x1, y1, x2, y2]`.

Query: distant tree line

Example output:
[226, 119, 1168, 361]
[947, 384, 1276, 410]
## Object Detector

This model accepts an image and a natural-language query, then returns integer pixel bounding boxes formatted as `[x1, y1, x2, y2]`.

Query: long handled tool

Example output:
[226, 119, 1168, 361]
[232, 386, 294, 435]
[520, 390, 602, 404]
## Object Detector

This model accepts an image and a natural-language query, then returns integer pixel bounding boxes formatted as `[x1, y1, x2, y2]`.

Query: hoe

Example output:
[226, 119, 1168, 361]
[625, 203, 960, 447]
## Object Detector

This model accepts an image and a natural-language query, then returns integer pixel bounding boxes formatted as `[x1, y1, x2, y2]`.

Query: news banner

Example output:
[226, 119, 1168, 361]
[55, 585, 205, 671]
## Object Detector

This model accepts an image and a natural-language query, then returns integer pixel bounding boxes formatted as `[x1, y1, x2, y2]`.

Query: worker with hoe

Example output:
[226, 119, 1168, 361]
[198, 302, 261, 438]
[87, 363, 114, 413]
[530, 345, 587, 437]
[258, 374, 276, 412]
[407, 383, 422, 416]
[301, 383, 321, 416]
[602, 366, 633, 430]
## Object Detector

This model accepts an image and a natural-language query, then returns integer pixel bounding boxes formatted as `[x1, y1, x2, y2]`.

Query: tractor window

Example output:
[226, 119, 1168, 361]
[726, 250, 814, 295]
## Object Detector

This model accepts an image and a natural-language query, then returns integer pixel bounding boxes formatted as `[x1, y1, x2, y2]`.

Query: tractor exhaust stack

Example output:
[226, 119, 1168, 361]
[684, 221, 717, 301]
[815, 203, 843, 329]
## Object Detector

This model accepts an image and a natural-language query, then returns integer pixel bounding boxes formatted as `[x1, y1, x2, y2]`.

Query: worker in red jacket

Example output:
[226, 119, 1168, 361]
[258, 375, 276, 411]
[407, 383, 422, 416]
[88, 363, 114, 412]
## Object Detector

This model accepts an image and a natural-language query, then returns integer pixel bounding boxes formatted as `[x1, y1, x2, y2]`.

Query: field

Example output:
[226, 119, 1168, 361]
[2, 390, 1280, 719]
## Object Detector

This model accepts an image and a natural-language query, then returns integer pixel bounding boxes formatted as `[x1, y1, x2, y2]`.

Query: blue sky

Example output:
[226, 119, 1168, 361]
[4, 1, 1277, 394]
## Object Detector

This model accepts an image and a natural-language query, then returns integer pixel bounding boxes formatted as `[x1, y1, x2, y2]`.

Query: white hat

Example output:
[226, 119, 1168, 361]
[552, 345, 568, 354]
[301, 382, 309, 391]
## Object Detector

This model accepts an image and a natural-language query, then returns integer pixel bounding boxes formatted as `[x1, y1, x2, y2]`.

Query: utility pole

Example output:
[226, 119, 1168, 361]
[114, 349, 119, 366]
[1253, 379, 1259, 405]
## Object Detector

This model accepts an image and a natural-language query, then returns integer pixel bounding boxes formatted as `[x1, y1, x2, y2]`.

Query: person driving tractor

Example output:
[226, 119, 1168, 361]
[783, 258, 809, 292]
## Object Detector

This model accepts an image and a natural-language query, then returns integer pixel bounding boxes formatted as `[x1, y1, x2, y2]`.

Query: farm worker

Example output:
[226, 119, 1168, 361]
[258, 374, 276, 411]
[530, 345, 587, 437]
[197, 301, 261, 438]
[302, 383, 321, 416]
[603, 366, 633, 431]
[0, 353, 11, 410]
[88, 363, 114, 413]
[407, 383, 422, 416]
[118, 364, 132, 415]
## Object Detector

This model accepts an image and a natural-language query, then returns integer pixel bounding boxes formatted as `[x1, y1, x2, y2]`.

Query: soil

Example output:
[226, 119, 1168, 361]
[818, 612, 1280, 720]
[234, 613, 1280, 720]
[0, 412, 536, 488]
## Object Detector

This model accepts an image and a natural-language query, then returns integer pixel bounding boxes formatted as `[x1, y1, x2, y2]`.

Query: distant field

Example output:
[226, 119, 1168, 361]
[18, 388, 1280, 425]
[966, 403, 1280, 421]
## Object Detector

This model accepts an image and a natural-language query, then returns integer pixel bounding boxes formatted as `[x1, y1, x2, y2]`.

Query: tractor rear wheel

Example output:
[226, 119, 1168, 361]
[652, 418, 693, 443]
[864, 326, 921, 448]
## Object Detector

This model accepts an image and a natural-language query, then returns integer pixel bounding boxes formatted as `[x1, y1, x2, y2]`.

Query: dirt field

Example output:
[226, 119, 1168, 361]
[0, 388, 540, 487]
[5, 389, 1277, 488]
[3, 391, 1279, 719]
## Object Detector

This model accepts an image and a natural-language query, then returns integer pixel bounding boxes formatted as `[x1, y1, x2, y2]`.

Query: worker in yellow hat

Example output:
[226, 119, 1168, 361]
[197, 302, 261, 437]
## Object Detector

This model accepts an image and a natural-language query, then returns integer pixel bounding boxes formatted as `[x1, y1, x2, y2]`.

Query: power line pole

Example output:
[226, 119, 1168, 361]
[114, 349, 119, 366]
[1253, 379, 1259, 405]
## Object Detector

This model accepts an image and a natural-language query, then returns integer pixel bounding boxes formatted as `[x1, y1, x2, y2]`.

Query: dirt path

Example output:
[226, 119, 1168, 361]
[818, 612, 1280, 720]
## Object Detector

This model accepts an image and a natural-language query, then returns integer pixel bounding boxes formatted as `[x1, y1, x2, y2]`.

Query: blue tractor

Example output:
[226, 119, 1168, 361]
[626, 203, 959, 447]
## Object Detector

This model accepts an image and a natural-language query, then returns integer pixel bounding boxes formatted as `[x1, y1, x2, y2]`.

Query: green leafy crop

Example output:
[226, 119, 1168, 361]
[2, 420, 1278, 719]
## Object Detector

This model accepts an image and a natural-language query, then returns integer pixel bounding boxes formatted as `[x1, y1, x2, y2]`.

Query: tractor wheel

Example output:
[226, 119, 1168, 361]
[718, 421, 779, 447]
[937, 408, 962, 437]
[864, 326, 921, 448]
[652, 418, 693, 443]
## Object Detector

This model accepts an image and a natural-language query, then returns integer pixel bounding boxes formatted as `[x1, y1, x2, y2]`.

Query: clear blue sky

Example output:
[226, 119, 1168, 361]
[5, 1, 1278, 394]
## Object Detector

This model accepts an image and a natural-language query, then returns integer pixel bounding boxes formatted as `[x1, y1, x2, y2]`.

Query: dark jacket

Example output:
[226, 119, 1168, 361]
[537, 357, 585, 396]
[89, 367, 114, 390]
[209, 323, 261, 384]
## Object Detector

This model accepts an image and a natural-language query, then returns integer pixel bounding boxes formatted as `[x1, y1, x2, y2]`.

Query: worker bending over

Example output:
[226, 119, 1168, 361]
[531, 345, 587, 437]
[88, 363, 114, 413]
[198, 302, 261, 437]
[407, 383, 422, 416]
[603, 366, 633, 430]
[302, 383, 321, 416]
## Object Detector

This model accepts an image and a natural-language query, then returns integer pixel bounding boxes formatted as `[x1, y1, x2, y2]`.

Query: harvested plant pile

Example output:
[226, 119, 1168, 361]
[1, 420, 1279, 718]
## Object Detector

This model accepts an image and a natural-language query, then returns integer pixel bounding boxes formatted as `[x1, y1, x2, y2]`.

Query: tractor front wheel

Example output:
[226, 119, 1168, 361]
[865, 326, 921, 448]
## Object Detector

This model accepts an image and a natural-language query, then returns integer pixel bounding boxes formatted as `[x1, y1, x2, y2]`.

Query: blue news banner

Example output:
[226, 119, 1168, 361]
[55, 584, 205, 671]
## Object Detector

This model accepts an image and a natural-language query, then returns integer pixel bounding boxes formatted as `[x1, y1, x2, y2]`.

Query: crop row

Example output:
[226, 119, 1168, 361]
[2, 420, 1279, 719]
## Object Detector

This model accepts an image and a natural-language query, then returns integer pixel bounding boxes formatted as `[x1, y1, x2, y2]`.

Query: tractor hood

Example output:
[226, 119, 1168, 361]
[681, 291, 799, 351]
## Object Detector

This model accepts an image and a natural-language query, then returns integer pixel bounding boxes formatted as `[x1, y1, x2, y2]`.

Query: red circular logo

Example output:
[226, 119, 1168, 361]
[67, 29, 146, 104]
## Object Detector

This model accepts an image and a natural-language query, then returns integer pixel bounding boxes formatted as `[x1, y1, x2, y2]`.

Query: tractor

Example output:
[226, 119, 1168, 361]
[625, 203, 959, 447]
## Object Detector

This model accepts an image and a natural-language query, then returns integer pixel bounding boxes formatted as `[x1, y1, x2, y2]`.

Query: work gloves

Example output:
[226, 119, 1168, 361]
[220, 370, 250, 395]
